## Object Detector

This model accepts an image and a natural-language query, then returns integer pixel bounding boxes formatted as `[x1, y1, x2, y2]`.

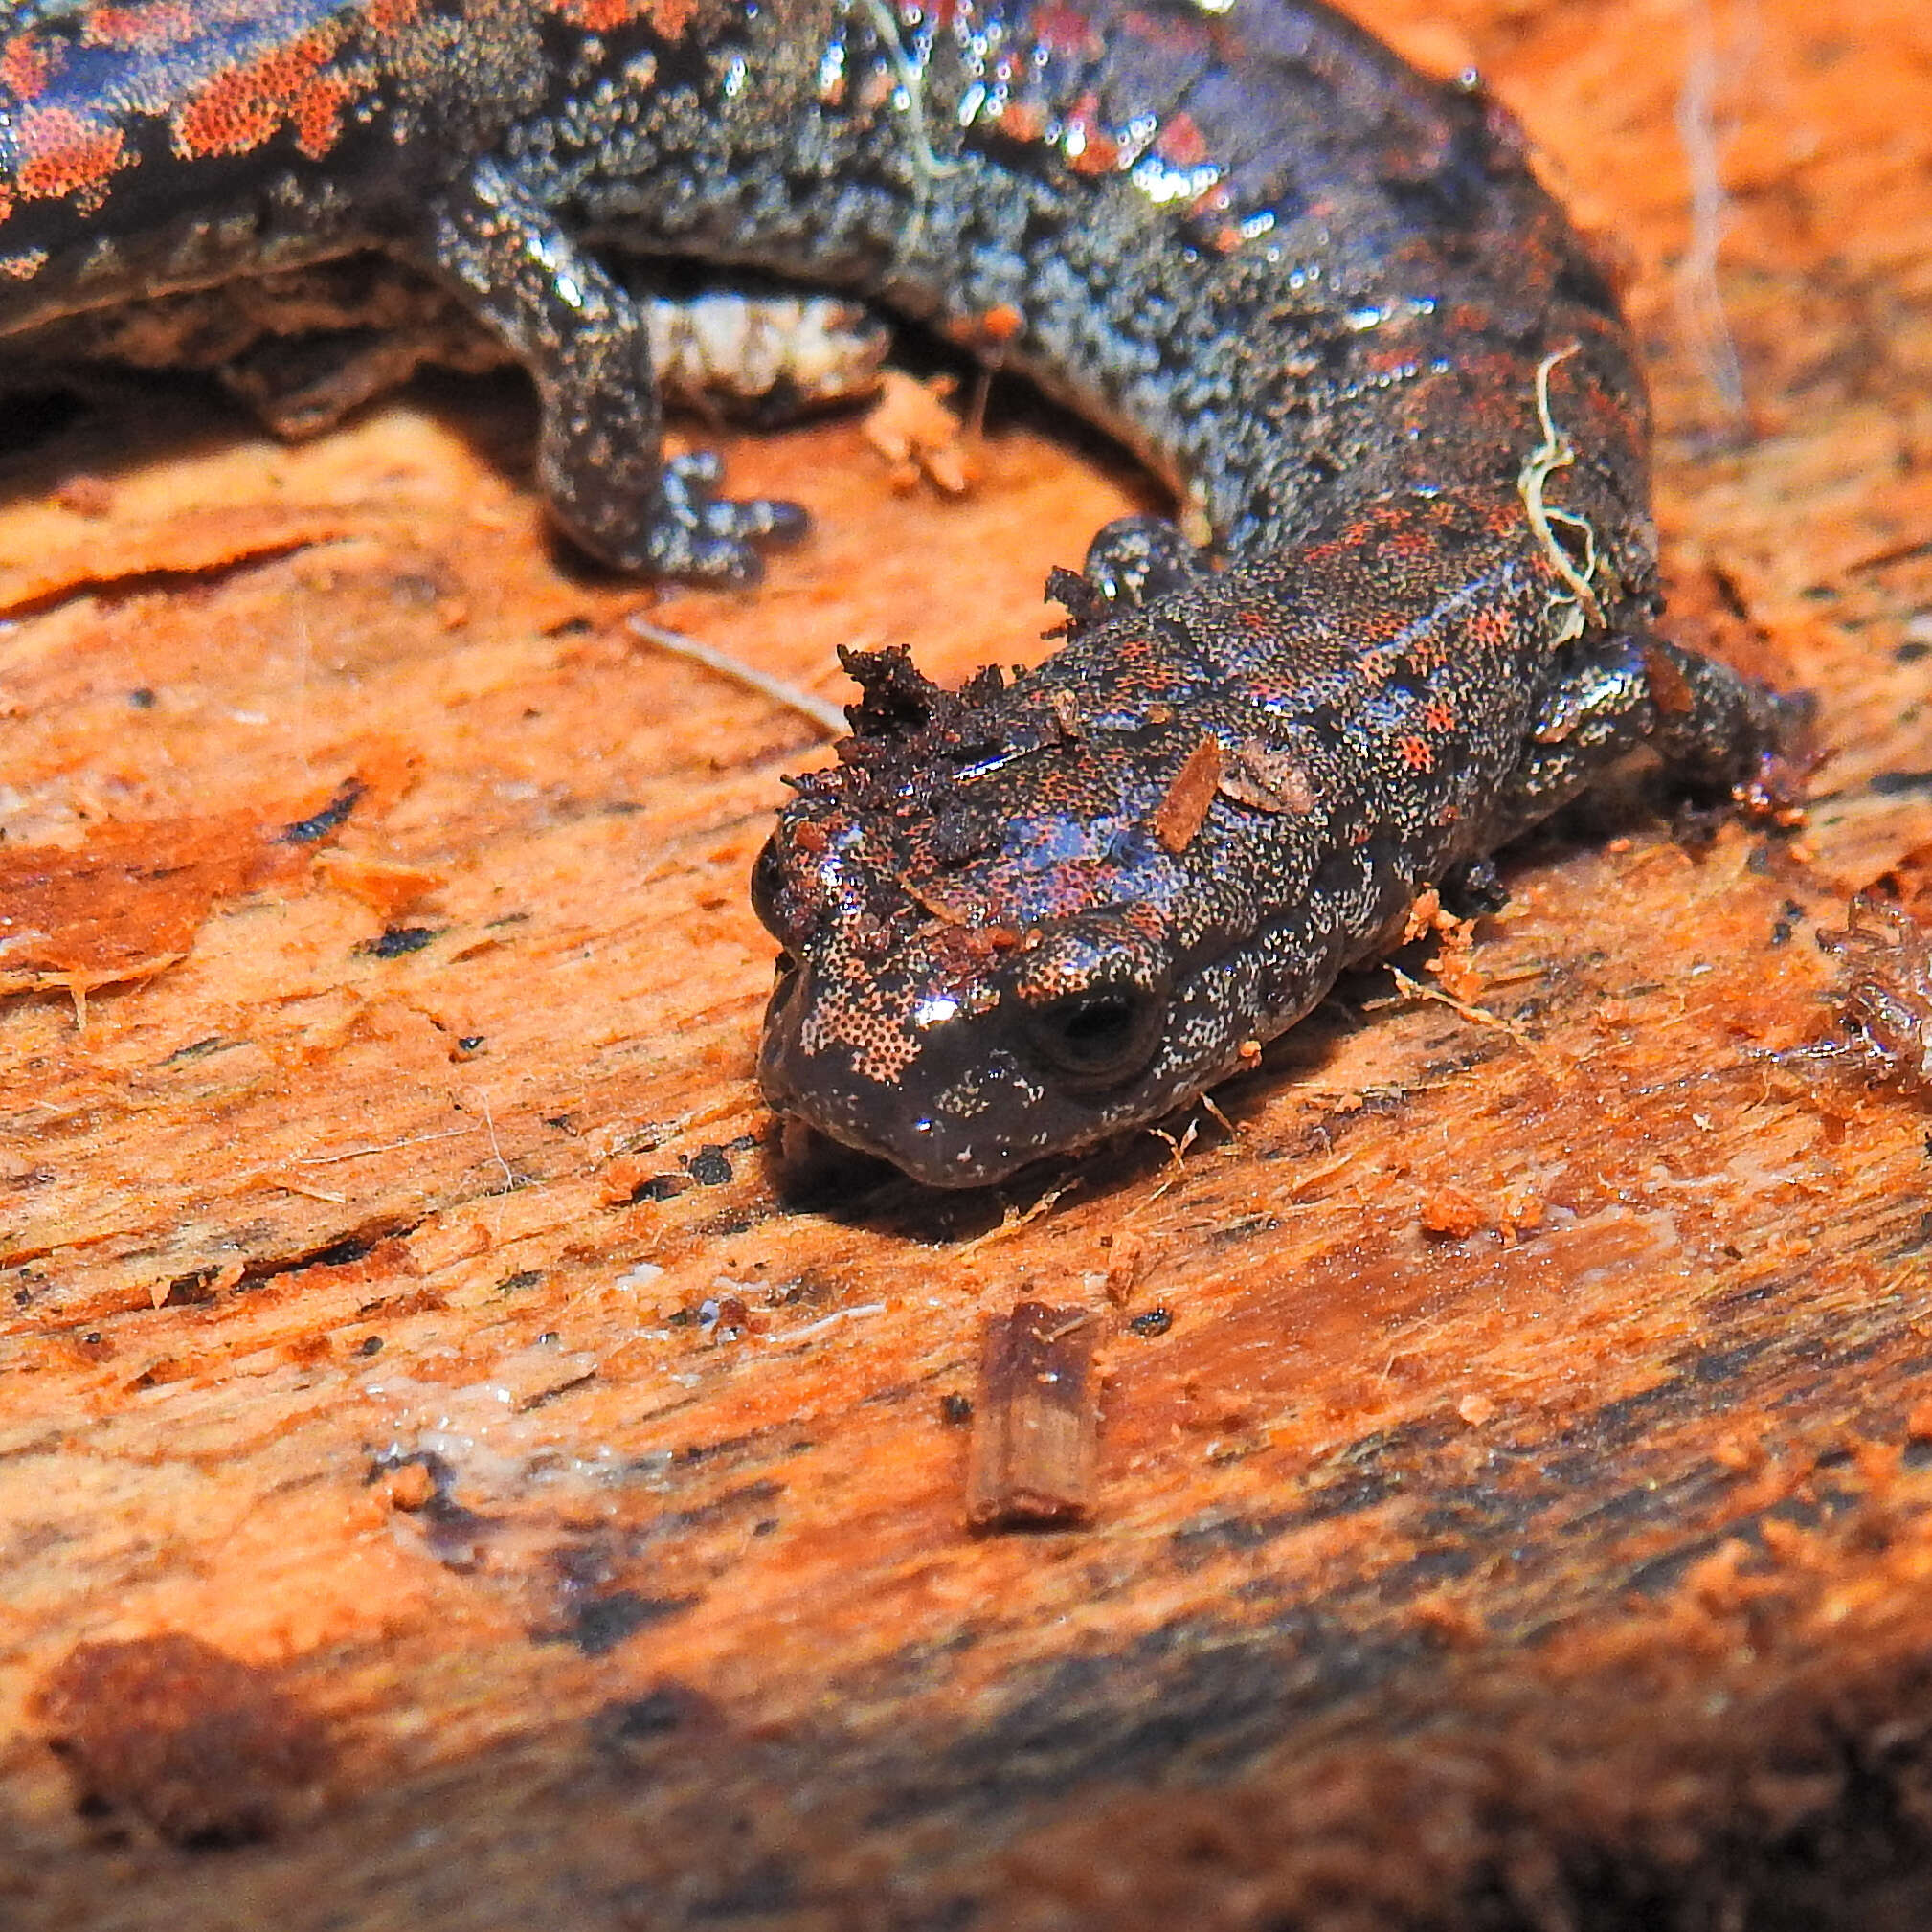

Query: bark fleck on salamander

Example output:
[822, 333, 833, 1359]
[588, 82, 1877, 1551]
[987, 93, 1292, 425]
[0, 0, 1811, 1184]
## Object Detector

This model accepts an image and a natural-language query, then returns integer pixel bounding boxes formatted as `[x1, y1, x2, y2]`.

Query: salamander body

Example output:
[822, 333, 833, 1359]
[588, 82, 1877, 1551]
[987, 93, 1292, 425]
[0, 0, 1806, 1183]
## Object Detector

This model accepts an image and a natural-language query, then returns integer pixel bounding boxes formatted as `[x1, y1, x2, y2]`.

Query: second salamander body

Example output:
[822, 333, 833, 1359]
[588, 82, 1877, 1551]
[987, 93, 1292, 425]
[0, 0, 1804, 1182]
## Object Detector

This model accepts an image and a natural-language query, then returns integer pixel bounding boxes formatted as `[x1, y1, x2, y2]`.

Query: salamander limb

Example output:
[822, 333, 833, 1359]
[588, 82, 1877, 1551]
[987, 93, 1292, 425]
[421, 157, 808, 582]
[0, 0, 1809, 1183]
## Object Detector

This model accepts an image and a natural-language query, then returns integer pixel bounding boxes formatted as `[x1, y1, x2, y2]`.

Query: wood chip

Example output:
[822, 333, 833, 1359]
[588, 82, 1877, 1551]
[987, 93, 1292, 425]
[1217, 740, 1316, 815]
[861, 371, 977, 495]
[313, 850, 445, 919]
[1101, 1231, 1146, 1306]
[1641, 639, 1698, 715]
[965, 1301, 1101, 1532]
[1152, 737, 1224, 855]
[1421, 1185, 1487, 1240]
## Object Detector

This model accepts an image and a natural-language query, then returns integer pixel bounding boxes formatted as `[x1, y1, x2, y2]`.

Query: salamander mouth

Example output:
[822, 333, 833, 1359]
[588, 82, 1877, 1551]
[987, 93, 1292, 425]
[757, 962, 1084, 1189]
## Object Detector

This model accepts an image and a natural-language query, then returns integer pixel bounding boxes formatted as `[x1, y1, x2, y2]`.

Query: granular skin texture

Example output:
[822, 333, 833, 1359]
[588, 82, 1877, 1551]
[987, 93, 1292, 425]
[0, 0, 1807, 1183]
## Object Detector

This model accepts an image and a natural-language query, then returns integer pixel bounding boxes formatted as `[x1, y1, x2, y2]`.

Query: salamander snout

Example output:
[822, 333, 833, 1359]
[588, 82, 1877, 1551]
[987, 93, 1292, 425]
[753, 878, 1185, 1188]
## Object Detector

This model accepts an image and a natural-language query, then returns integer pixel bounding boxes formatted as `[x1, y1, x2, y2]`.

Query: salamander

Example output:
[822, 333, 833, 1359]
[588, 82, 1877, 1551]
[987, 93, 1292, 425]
[0, 0, 1808, 1185]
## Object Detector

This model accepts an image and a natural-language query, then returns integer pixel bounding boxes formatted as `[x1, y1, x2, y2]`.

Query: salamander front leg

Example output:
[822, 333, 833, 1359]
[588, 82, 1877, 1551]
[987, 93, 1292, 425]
[417, 158, 806, 583]
[1045, 513, 1212, 634]
[1502, 631, 1813, 832]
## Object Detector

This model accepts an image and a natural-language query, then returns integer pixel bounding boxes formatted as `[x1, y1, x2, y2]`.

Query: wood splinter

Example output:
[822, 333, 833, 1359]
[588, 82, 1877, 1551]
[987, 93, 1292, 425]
[965, 1300, 1101, 1532]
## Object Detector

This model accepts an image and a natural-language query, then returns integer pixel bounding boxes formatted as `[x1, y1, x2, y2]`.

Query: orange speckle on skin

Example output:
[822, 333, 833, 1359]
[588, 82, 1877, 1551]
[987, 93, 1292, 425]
[1422, 698, 1456, 731]
[365, 0, 425, 32]
[16, 106, 129, 206]
[1154, 111, 1209, 169]
[1068, 129, 1121, 174]
[83, 3, 202, 52]
[998, 98, 1049, 144]
[547, 0, 694, 32]
[1120, 5, 1212, 54]
[1029, 0, 1104, 58]
[1397, 734, 1435, 774]
[976, 303, 1024, 346]
[0, 30, 59, 101]
[292, 70, 356, 156]
[171, 28, 358, 163]
[1063, 94, 1120, 175]
[1187, 183, 1230, 227]
[553, 0, 636, 27]
[1467, 606, 1512, 648]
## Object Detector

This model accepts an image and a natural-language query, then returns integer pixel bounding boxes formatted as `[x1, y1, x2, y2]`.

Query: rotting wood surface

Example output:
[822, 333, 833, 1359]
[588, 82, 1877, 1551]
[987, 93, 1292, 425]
[3, 1, 1931, 1925]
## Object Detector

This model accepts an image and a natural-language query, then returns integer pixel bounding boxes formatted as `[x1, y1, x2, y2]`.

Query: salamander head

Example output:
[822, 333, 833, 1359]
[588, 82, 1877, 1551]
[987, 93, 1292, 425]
[755, 865, 1188, 1186]
[749, 645, 1297, 1188]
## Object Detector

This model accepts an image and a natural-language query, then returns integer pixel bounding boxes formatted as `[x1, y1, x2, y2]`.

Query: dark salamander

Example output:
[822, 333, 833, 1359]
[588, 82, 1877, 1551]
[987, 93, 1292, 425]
[0, 0, 1808, 1185]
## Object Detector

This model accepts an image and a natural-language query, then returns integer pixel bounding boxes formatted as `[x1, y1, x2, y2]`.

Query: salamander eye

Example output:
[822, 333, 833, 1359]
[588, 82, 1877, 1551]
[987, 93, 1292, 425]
[750, 835, 789, 940]
[1023, 988, 1160, 1087]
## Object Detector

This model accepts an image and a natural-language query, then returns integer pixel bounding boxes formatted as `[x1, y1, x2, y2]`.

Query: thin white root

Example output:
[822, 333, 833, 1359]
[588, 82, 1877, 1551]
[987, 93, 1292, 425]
[628, 614, 849, 738]
[1517, 343, 1608, 639]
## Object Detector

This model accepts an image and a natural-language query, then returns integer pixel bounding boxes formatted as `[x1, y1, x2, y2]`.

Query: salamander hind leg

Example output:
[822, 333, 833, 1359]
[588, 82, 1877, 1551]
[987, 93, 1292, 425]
[416, 159, 805, 583]
[1501, 630, 1815, 836]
